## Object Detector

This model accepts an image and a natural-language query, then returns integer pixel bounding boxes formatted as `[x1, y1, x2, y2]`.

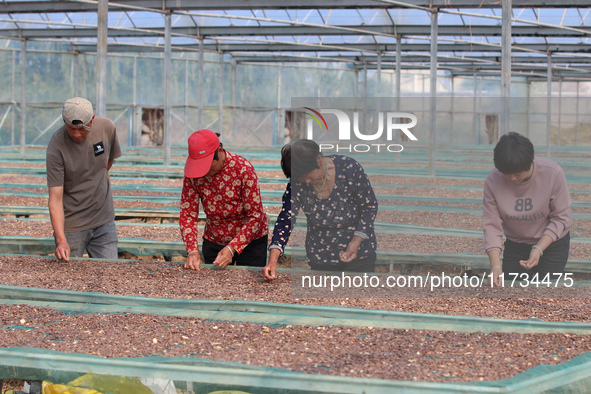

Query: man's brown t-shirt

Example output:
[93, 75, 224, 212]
[46, 117, 122, 232]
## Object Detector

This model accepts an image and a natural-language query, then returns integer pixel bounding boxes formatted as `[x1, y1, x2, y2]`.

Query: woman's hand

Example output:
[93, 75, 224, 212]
[487, 250, 503, 287]
[339, 240, 360, 263]
[490, 266, 503, 287]
[185, 252, 203, 271]
[263, 249, 280, 282]
[213, 246, 234, 269]
[520, 247, 542, 270]
[262, 261, 278, 282]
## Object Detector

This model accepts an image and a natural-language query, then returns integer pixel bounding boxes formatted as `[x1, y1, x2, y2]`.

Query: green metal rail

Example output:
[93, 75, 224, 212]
[1, 283, 590, 334]
[1, 237, 590, 273]
[1, 347, 589, 394]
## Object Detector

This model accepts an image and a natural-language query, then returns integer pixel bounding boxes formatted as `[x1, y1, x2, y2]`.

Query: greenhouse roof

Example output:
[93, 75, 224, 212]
[0, 0, 590, 80]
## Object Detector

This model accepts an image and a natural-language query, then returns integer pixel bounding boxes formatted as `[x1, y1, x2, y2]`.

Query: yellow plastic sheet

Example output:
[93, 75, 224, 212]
[42, 381, 104, 394]
[208, 391, 252, 394]
[208, 392, 252, 394]
[42, 374, 153, 394]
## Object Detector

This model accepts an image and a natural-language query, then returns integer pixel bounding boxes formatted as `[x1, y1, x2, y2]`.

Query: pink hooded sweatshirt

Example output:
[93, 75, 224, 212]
[483, 156, 573, 253]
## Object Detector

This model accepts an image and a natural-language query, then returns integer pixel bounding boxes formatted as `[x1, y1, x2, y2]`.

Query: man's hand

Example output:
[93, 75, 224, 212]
[185, 252, 203, 271]
[55, 241, 70, 262]
[48, 186, 69, 262]
[213, 246, 234, 269]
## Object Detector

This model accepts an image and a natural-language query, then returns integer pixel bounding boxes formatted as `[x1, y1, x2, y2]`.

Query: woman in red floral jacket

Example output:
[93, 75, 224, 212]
[180, 129, 268, 271]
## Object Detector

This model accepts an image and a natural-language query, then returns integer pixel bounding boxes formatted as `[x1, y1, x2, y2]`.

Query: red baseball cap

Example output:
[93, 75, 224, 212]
[184, 129, 220, 178]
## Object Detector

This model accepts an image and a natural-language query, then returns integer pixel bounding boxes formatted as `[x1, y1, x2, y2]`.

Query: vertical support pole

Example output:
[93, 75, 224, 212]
[232, 59, 237, 142]
[473, 72, 478, 144]
[376, 52, 382, 118]
[479, 75, 484, 141]
[163, 11, 172, 166]
[318, 66, 322, 98]
[126, 107, 133, 147]
[96, 0, 108, 117]
[449, 74, 456, 143]
[73, 52, 79, 96]
[353, 68, 359, 122]
[275, 64, 282, 146]
[546, 53, 552, 158]
[575, 81, 579, 145]
[557, 77, 562, 146]
[422, 75, 426, 125]
[363, 63, 368, 128]
[20, 40, 27, 154]
[185, 59, 189, 141]
[395, 37, 401, 161]
[376, 52, 382, 97]
[363, 63, 368, 100]
[354, 69, 359, 99]
[129, 56, 137, 147]
[218, 52, 224, 134]
[395, 37, 402, 100]
[316, 66, 321, 110]
[525, 79, 530, 138]
[198, 37, 204, 127]
[11, 50, 16, 146]
[428, 9, 438, 177]
[391, 66, 395, 96]
[500, 0, 512, 138]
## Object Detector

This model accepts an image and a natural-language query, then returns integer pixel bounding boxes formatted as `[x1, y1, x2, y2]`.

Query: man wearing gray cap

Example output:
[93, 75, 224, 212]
[46, 97, 122, 261]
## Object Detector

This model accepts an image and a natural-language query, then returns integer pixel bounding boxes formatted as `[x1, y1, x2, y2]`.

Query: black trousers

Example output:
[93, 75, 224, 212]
[202, 235, 268, 267]
[502, 233, 570, 279]
[308, 253, 377, 273]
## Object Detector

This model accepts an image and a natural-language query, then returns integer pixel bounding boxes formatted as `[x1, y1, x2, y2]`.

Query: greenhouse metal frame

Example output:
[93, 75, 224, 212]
[0, 0, 590, 172]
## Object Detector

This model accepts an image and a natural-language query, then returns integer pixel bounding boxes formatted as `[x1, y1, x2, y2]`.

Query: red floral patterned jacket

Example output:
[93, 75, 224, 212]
[180, 150, 268, 255]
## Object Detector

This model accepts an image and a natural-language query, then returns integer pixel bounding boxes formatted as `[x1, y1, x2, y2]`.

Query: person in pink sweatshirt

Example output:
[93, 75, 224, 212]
[483, 132, 573, 287]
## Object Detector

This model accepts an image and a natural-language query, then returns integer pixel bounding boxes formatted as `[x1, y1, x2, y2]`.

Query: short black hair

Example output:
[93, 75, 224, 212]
[213, 140, 223, 161]
[280, 144, 291, 178]
[284, 139, 322, 180]
[493, 132, 534, 174]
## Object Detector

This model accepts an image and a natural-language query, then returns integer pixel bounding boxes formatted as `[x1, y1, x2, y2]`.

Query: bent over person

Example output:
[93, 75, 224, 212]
[263, 139, 378, 281]
[483, 132, 573, 286]
[180, 129, 268, 271]
[46, 97, 122, 261]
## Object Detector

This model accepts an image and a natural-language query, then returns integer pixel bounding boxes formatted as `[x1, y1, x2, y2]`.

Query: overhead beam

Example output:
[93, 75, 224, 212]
[64, 42, 591, 79]
[208, 42, 591, 53]
[0, 0, 588, 13]
[450, 70, 591, 81]
[70, 42, 591, 54]
[360, 62, 591, 72]
[231, 54, 591, 65]
[2, 25, 591, 39]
